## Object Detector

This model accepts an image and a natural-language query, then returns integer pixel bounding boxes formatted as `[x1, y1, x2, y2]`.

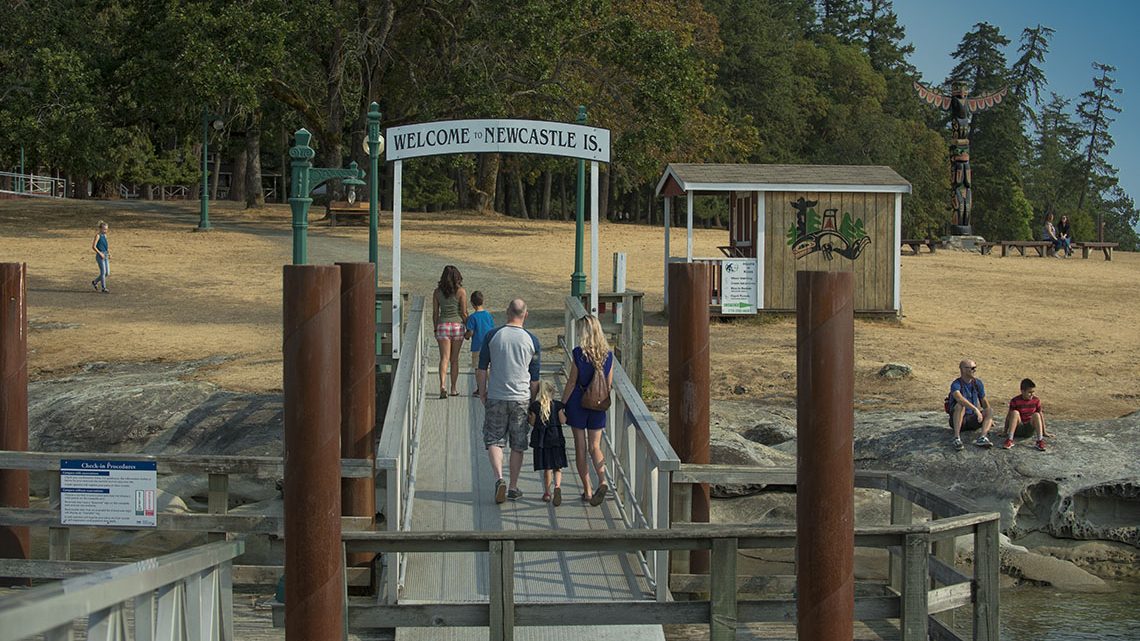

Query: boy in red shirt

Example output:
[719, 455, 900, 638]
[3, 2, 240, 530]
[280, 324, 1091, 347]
[1002, 378, 1048, 451]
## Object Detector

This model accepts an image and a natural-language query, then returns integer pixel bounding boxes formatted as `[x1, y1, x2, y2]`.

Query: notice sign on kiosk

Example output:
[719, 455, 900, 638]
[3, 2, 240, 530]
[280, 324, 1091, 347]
[60, 460, 158, 527]
[720, 259, 758, 315]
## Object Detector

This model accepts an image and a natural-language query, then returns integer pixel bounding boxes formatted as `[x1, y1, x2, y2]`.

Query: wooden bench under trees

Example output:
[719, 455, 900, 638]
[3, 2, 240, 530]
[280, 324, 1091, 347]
[1000, 240, 1053, 257]
[327, 200, 369, 227]
[901, 239, 938, 255]
[977, 241, 998, 255]
[1075, 241, 1118, 261]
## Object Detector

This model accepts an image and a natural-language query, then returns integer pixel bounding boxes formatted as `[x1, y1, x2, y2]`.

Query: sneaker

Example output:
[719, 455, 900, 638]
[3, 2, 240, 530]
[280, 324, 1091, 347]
[1002, 438, 1014, 450]
[91, 280, 99, 291]
[552, 487, 562, 507]
[953, 437, 964, 451]
[1035, 439, 1046, 452]
[494, 479, 507, 504]
[507, 488, 523, 501]
[974, 435, 993, 448]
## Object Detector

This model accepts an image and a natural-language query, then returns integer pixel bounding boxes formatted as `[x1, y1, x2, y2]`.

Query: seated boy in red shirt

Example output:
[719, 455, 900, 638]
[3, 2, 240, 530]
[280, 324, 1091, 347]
[1002, 378, 1049, 451]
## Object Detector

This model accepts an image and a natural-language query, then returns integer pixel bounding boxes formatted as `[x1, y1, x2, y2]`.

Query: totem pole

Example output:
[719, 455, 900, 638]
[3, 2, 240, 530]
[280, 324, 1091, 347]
[914, 81, 1008, 233]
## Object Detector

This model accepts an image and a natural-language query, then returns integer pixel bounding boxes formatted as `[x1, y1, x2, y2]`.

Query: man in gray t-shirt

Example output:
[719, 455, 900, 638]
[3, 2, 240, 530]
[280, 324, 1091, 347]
[476, 298, 541, 503]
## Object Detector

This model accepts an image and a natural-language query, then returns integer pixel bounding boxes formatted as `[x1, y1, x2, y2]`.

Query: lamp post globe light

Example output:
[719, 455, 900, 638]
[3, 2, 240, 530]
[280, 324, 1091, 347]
[288, 128, 367, 264]
[198, 108, 224, 231]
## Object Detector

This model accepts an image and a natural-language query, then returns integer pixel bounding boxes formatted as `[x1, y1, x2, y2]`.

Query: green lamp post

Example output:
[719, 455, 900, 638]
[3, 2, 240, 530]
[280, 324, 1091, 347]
[366, 102, 384, 284]
[288, 128, 366, 264]
[199, 108, 224, 231]
[571, 105, 588, 297]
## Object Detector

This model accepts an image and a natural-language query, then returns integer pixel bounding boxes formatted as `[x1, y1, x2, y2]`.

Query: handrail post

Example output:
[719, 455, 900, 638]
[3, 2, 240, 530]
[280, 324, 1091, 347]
[489, 540, 515, 641]
[710, 538, 738, 641]
[208, 473, 229, 543]
[900, 532, 930, 641]
[889, 493, 912, 592]
[974, 518, 1000, 640]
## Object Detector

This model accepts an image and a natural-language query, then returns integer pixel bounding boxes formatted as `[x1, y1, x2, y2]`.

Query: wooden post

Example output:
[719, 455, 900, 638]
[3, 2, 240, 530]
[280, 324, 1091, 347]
[283, 264, 343, 641]
[668, 263, 711, 573]
[670, 483, 693, 576]
[338, 263, 377, 569]
[613, 252, 626, 324]
[710, 538, 738, 641]
[48, 527, 70, 561]
[889, 493, 913, 592]
[973, 519, 1000, 641]
[795, 271, 855, 641]
[900, 533, 929, 641]
[0, 263, 30, 586]
[933, 515, 956, 628]
[208, 473, 229, 543]
[490, 540, 515, 641]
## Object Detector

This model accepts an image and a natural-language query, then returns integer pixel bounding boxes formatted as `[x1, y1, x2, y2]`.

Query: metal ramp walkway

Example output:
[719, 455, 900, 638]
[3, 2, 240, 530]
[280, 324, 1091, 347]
[398, 368, 663, 640]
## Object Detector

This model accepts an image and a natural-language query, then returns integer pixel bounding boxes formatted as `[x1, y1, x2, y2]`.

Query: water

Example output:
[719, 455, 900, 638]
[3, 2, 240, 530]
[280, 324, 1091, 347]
[982, 582, 1140, 640]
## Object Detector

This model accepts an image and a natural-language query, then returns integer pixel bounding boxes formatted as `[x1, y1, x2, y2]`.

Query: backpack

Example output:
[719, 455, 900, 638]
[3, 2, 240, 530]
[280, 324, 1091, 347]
[944, 395, 952, 413]
[581, 361, 612, 412]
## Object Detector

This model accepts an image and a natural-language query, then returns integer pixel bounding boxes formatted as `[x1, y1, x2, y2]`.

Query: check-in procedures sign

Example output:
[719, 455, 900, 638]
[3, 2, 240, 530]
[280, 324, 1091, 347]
[60, 460, 157, 527]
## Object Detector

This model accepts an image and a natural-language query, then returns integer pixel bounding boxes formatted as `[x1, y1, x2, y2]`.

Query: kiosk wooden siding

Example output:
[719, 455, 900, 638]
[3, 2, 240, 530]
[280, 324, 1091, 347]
[657, 163, 910, 316]
[763, 190, 897, 312]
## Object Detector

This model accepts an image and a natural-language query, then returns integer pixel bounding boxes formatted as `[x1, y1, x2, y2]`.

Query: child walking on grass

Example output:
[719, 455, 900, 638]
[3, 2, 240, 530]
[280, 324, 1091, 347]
[529, 380, 568, 505]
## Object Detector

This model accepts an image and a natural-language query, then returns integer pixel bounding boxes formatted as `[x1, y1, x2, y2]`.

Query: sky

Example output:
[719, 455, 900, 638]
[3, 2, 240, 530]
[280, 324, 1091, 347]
[894, 0, 1138, 206]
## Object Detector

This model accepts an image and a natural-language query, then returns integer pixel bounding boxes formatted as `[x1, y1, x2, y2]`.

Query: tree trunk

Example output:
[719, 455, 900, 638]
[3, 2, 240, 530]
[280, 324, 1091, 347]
[231, 142, 247, 203]
[245, 116, 265, 209]
[495, 165, 506, 213]
[473, 153, 500, 213]
[541, 171, 552, 219]
[515, 173, 530, 219]
[559, 172, 568, 221]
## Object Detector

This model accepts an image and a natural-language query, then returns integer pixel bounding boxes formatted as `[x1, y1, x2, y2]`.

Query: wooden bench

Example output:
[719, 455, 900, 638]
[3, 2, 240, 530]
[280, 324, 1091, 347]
[901, 239, 938, 255]
[1075, 241, 1118, 261]
[978, 241, 998, 255]
[327, 200, 369, 227]
[1000, 240, 1053, 257]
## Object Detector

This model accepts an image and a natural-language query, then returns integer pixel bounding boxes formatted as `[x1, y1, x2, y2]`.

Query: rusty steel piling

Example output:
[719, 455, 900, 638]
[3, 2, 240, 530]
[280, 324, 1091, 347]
[337, 262, 376, 568]
[0, 264, 29, 586]
[283, 264, 343, 641]
[795, 270, 855, 641]
[668, 262, 711, 573]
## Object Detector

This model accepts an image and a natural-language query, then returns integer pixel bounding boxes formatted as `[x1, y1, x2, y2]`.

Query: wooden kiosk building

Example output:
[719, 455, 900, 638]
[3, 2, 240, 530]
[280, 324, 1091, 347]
[656, 163, 911, 316]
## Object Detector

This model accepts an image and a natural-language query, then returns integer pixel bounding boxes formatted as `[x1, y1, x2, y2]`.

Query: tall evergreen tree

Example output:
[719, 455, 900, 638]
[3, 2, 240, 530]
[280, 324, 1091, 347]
[816, 0, 862, 43]
[858, 0, 914, 73]
[1010, 25, 1054, 126]
[1024, 93, 1085, 232]
[1074, 62, 1123, 239]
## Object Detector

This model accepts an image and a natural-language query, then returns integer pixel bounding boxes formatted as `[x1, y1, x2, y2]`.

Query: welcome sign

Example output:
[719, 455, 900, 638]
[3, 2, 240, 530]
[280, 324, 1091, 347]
[386, 119, 610, 162]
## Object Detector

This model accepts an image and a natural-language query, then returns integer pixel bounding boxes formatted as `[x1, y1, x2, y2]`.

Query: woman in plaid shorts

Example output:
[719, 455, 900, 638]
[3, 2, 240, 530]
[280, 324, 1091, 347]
[433, 265, 468, 398]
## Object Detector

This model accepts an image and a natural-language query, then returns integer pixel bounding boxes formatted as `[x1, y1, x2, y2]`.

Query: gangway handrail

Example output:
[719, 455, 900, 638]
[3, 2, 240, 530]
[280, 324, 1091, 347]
[0, 170, 67, 199]
[0, 539, 244, 641]
[563, 295, 679, 601]
[375, 294, 429, 602]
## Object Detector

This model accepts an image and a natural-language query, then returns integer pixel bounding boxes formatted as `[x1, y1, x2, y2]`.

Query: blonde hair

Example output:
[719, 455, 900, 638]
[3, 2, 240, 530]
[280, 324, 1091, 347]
[97, 221, 108, 230]
[534, 380, 555, 424]
[575, 315, 611, 371]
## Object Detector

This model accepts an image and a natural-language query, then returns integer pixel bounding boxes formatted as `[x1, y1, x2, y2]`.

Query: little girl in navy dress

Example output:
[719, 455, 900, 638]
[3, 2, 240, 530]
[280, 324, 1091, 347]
[529, 380, 568, 505]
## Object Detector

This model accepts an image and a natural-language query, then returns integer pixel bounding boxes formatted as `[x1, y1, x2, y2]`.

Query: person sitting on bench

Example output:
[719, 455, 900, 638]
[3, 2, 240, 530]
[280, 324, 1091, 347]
[1057, 214, 1074, 257]
[1042, 213, 1064, 258]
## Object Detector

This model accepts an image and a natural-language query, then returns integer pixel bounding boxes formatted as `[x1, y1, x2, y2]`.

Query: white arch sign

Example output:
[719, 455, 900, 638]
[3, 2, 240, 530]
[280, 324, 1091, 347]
[386, 118, 611, 358]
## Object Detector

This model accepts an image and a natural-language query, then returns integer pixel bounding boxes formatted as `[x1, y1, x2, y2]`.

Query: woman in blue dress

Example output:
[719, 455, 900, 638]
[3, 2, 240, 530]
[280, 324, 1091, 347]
[560, 315, 614, 506]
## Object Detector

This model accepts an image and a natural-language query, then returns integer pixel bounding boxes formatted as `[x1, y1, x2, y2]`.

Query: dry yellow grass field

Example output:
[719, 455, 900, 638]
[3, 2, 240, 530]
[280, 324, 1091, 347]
[2, 198, 1137, 419]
